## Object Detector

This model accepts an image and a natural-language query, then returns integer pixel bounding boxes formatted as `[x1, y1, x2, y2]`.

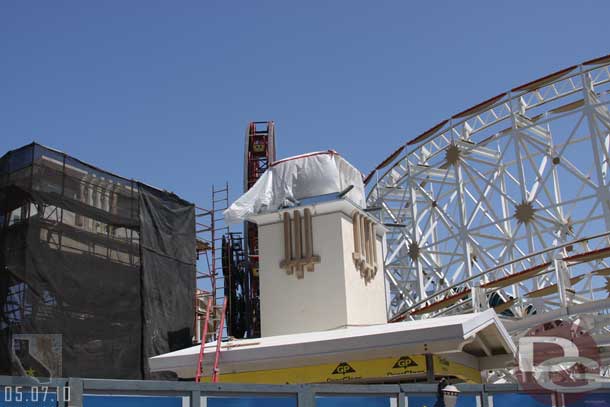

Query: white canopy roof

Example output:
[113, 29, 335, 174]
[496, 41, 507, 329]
[150, 310, 515, 379]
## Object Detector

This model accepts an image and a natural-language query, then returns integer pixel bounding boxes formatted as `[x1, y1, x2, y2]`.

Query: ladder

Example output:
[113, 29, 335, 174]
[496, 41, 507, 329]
[195, 297, 228, 383]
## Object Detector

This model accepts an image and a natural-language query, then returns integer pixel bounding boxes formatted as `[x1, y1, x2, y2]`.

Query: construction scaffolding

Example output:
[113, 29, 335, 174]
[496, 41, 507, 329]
[195, 122, 277, 343]
[194, 184, 229, 344]
[0, 143, 196, 379]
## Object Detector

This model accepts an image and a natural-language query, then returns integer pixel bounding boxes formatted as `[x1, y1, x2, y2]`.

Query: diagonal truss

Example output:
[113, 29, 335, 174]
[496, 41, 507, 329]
[367, 56, 610, 330]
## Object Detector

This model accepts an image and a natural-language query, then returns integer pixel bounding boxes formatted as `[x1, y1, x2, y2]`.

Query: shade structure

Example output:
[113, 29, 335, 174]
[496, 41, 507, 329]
[150, 309, 515, 383]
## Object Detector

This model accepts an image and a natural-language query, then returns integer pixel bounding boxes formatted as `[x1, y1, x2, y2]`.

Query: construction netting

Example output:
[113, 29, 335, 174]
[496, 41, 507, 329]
[0, 143, 195, 379]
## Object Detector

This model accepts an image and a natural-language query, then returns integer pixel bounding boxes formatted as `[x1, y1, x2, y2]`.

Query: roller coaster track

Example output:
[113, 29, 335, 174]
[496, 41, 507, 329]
[366, 55, 610, 346]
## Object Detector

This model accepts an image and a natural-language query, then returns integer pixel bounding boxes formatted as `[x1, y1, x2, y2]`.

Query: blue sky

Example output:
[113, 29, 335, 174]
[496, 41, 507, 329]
[2, 1, 610, 206]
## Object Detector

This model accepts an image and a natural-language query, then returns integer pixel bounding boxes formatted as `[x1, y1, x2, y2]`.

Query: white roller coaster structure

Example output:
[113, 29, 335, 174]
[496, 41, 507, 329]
[366, 55, 610, 356]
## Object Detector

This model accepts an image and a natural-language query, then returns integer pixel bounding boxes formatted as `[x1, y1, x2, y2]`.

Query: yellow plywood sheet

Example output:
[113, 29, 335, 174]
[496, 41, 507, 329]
[201, 354, 480, 384]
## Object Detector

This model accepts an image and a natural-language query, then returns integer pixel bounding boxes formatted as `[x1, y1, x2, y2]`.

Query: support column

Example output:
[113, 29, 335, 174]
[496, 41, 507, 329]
[554, 253, 573, 307]
[425, 353, 435, 383]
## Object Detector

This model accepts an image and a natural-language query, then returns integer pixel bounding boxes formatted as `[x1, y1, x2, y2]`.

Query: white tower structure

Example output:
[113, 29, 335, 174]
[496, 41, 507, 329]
[251, 198, 387, 337]
[224, 150, 388, 336]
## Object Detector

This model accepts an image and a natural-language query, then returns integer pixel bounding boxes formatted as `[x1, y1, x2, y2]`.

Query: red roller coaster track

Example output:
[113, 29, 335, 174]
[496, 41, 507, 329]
[243, 121, 276, 337]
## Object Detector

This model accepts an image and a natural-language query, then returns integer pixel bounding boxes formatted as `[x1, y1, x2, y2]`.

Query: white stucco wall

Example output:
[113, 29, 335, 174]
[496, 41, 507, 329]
[259, 211, 348, 337]
[257, 203, 387, 337]
[340, 214, 387, 326]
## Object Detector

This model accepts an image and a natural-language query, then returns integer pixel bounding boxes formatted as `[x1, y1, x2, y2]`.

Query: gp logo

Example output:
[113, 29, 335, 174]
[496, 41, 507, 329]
[393, 356, 417, 369]
[332, 362, 356, 375]
[516, 320, 603, 406]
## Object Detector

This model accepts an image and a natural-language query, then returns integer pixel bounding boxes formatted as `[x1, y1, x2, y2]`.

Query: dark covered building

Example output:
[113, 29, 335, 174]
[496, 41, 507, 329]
[0, 143, 195, 379]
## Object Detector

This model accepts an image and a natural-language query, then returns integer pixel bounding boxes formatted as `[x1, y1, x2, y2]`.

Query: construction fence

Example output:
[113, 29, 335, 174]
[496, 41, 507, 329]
[1, 376, 609, 407]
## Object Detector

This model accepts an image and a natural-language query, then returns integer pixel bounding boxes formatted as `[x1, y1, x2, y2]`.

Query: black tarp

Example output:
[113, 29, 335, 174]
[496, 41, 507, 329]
[139, 184, 195, 377]
[0, 143, 195, 379]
